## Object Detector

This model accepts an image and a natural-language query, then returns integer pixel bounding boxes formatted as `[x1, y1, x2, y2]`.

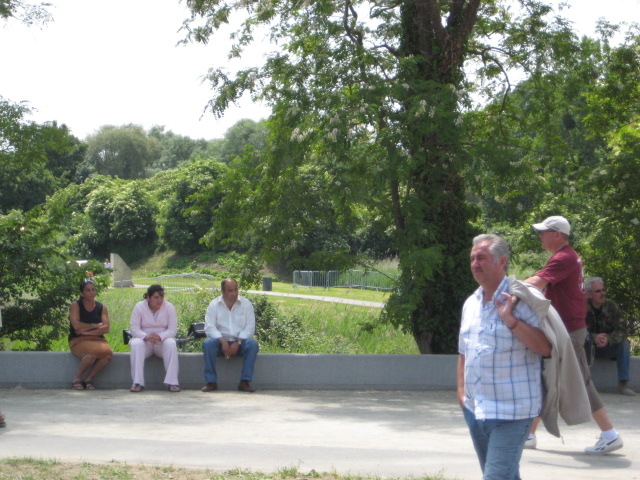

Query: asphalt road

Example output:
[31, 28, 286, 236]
[0, 388, 638, 479]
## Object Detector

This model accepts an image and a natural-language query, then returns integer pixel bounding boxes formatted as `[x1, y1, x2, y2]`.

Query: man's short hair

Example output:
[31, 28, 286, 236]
[584, 276, 604, 293]
[221, 277, 238, 291]
[472, 234, 510, 270]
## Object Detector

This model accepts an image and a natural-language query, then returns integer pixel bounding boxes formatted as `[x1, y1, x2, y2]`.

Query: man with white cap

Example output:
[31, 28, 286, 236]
[523, 215, 623, 454]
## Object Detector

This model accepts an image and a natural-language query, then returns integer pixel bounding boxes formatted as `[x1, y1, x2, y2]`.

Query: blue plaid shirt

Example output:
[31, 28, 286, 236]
[459, 276, 543, 420]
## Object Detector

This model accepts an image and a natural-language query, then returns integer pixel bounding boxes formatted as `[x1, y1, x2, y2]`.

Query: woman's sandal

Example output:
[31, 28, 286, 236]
[72, 380, 85, 391]
[167, 385, 181, 393]
[130, 383, 144, 393]
[0, 411, 6, 428]
[84, 381, 96, 390]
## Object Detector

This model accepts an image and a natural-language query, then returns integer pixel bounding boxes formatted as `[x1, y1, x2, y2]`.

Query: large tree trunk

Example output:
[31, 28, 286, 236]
[392, 1, 482, 354]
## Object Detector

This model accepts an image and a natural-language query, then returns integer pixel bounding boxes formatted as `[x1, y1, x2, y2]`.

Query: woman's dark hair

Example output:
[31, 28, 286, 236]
[143, 284, 164, 299]
[79, 280, 95, 293]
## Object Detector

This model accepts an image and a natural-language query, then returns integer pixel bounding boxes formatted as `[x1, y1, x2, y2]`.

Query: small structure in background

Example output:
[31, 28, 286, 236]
[111, 253, 133, 287]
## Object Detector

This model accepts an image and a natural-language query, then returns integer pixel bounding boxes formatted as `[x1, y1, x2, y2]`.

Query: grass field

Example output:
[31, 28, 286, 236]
[48, 281, 418, 355]
[267, 282, 390, 302]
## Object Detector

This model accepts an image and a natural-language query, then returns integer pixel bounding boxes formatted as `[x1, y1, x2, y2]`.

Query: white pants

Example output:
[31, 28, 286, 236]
[129, 337, 179, 387]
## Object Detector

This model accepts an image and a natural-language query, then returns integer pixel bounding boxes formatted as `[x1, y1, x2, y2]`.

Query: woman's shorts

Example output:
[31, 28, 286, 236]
[69, 336, 113, 360]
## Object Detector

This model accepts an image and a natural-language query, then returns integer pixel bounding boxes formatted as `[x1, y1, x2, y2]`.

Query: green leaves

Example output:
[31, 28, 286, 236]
[0, 209, 105, 350]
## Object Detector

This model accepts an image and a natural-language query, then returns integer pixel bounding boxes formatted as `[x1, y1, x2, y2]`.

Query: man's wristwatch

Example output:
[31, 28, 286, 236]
[237, 339, 242, 345]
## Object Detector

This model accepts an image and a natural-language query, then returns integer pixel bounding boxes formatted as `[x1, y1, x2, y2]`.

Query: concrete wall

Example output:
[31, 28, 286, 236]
[0, 351, 637, 391]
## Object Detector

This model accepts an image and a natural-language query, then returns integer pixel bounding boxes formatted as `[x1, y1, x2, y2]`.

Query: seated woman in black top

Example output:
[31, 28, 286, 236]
[68, 280, 113, 390]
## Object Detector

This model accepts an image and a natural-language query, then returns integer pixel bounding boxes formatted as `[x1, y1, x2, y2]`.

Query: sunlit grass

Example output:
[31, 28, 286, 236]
[47, 283, 416, 355]
[264, 297, 417, 354]
[269, 282, 390, 303]
[0, 458, 455, 480]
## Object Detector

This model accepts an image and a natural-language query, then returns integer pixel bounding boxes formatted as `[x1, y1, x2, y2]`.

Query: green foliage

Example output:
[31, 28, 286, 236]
[80, 178, 158, 262]
[578, 34, 640, 338]
[0, 209, 108, 350]
[466, 23, 640, 342]
[152, 158, 228, 253]
[84, 124, 160, 179]
[182, 1, 585, 352]
[147, 125, 210, 172]
[249, 294, 311, 351]
[217, 119, 268, 164]
[0, 97, 82, 213]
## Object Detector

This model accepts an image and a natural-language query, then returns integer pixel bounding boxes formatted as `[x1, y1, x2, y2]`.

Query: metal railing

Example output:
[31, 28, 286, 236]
[129, 273, 219, 293]
[293, 270, 398, 291]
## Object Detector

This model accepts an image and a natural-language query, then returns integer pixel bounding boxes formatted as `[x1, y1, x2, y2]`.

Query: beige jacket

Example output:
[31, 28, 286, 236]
[508, 276, 591, 437]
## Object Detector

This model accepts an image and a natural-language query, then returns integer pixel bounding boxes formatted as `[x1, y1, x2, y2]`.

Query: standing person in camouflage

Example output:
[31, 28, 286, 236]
[585, 277, 635, 396]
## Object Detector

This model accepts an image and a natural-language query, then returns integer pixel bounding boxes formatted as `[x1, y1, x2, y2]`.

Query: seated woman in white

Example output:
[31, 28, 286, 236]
[129, 284, 180, 392]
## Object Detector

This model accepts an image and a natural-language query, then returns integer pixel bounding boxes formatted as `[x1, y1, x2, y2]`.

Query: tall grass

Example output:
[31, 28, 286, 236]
[49, 284, 418, 355]
[263, 296, 418, 354]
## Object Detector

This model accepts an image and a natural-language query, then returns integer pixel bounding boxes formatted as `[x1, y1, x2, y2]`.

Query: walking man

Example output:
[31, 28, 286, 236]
[458, 234, 551, 479]
[524, 215, 623, 454]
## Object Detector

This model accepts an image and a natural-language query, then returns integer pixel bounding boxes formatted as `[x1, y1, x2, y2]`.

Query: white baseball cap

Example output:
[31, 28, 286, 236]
[532, 215, 571, 235]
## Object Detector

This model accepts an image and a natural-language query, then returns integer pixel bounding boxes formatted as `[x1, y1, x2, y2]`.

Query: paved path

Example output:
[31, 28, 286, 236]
[246, 289, 385, 308]
[0, 389, 637, 479]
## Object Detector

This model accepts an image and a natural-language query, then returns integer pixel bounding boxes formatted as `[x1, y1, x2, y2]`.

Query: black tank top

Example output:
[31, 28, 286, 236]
[68, 300, 104, 342]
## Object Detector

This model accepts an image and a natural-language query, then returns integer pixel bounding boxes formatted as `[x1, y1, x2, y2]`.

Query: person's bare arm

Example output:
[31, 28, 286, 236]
[97, 304, 110, 334]
[457, 354, 466, 409]
[523, 275, 549, 291]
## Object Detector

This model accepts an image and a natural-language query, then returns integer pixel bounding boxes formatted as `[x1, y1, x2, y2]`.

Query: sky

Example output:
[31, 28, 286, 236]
[1, 0, 639, 141]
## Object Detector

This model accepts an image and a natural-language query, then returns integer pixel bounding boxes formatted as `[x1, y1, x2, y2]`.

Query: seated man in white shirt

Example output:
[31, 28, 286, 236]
[201, 278, 259, 392]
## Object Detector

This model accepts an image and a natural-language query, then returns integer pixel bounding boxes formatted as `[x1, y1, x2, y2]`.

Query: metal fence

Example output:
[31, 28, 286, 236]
[293, 270, 398, 291]
[129, 273, 219, 293]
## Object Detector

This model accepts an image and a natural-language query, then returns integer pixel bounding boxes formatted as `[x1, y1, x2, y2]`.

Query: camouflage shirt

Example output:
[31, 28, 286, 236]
[586, 298, 626, 347]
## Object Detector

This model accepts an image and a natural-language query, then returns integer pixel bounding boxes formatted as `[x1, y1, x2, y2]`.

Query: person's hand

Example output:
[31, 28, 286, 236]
[145, 333, 161, 344]
[220, 339, 231, 359]
[595, 333, 608, 348]
[496, 293, 519, 330]
[228, 341, 240, 358]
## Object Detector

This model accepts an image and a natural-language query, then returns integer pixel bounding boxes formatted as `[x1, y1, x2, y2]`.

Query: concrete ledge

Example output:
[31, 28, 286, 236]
[0, 351, 637, 391]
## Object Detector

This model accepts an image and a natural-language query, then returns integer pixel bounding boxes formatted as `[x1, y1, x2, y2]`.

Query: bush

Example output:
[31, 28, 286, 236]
[249, 294, 312, 351]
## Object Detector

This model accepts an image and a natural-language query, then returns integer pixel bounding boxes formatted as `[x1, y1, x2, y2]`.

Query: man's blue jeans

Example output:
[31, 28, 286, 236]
[203, 337, 259, 383]
[595, 339, 631, 381]
[463, 407, 533, 480]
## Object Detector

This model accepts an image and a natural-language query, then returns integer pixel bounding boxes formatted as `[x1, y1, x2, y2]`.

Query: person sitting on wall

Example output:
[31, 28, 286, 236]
[68, 280, 113, 390]
[585, 277, 635, 396]
[201, 278, 259, 393]
[129, 284, 180, 393]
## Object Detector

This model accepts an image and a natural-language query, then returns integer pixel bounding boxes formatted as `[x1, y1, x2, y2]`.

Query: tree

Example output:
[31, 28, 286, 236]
[151, 158, 229, 254]
[462, 23, 640, 338]
[80, 178, 158, 262]
[183, 0, 574, 353]
[85, 124, 160, 179]
[147, 125, 209, 172]
[0, 209, 107, 350]
[0, 97, 83, 212]
[579, 30, 640, 339]
[217, 119, 268, 163]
